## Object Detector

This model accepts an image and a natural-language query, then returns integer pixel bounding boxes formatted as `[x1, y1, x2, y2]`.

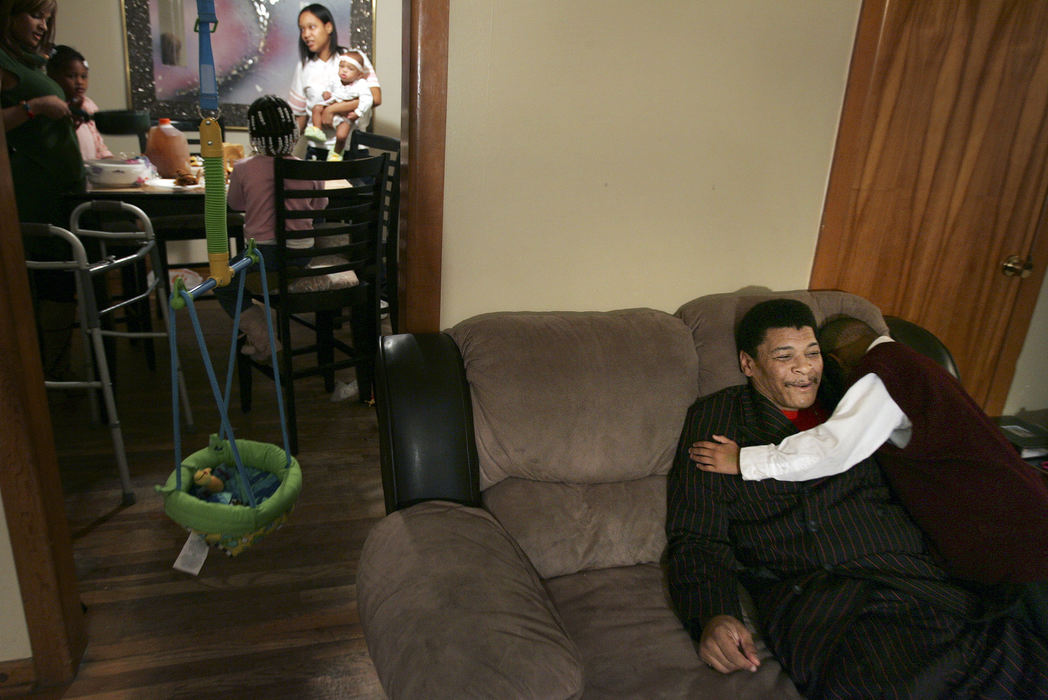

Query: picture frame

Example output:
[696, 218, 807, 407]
[121, 0, 374, 128]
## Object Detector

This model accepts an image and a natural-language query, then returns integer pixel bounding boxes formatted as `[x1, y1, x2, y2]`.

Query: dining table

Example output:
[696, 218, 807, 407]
[64, 178, 245, 278]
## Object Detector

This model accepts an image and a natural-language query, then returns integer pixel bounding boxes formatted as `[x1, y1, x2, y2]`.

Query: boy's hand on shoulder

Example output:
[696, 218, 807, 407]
[690, 435, 741, 475]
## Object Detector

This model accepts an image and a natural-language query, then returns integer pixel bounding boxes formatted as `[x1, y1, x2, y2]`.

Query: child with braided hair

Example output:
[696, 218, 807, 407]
[216, 95, 326, 361]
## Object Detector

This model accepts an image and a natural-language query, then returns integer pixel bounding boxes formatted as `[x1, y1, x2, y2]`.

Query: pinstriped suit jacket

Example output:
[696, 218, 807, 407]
[665, 384, 975, 658]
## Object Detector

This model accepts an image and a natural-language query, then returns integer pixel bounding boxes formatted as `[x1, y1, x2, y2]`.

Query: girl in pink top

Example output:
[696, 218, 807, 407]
[46, 45, 111, 160]
[219, 95, 326, 361]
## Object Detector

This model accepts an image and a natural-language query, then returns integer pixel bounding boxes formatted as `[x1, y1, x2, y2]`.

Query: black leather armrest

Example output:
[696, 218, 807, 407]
[375, 333, 481, 513]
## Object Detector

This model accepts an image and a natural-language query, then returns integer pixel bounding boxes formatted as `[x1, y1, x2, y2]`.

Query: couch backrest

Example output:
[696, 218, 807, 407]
[675, 289, 888, 399]
[448, 309, 699, 578]
[448, 309, 700, 491]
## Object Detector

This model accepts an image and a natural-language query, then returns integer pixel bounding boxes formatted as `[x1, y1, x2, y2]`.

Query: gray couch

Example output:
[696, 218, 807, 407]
[357, 290, 889, 699]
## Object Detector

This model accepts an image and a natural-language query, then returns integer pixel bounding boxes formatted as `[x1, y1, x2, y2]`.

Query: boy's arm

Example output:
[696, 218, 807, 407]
[733, 373, 908, 481]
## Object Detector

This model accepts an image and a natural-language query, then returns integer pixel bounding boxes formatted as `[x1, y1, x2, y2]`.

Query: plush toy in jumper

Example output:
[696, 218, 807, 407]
[193, 467, 224, 493]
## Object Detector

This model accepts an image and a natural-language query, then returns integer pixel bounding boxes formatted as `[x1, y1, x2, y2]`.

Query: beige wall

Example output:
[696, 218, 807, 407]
[0, 496, 31, 661]
[442, 0, 861, 322]
[1005, 279, 1048, 415]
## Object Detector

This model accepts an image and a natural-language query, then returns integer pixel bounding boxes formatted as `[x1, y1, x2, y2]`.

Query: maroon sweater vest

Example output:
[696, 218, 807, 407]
[853, 341, 1048, 583]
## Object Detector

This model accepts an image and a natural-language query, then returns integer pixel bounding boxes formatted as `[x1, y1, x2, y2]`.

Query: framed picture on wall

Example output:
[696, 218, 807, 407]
[121, 0, 374, 127]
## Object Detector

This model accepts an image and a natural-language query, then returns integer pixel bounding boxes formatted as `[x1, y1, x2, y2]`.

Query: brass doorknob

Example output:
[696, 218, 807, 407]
[1002, 255, 1033, 278]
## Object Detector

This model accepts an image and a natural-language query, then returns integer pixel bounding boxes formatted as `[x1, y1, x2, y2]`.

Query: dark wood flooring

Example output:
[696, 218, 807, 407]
[38, 300, 387, 698]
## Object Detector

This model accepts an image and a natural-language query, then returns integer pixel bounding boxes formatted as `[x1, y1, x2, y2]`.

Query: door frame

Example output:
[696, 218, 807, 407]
[399, 0, 448, 333]
[0, 123, 86, 691]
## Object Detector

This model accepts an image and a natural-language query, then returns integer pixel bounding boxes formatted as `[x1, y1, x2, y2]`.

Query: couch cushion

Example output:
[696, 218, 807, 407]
[544, 564, 802, 700]
[675, 289, 889, 399]
[483, 475, 667, 578]
[357, 501, 584, 699]
[448, 309, 699, 490]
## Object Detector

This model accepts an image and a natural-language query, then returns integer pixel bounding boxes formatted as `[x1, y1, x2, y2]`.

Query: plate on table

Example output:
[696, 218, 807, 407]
[144, 178, 205, 191]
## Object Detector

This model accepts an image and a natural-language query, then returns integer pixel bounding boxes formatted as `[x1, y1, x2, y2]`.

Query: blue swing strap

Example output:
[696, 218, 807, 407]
[194, 0, 220, 114]
[169, 248, 293, 507]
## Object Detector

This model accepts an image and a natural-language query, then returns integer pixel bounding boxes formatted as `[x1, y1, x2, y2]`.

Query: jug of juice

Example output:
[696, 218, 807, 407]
[145, 118, 190, 178]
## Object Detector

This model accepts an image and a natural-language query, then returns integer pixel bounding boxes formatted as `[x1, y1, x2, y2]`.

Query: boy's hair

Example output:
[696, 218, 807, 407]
[735, 298, 817, 358]
[46, 44, 85, 76]
[818, 315, 876, 355]
[247, 95, 297, 156]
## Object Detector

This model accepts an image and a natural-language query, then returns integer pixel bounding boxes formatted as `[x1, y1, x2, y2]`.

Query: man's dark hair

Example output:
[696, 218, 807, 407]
[735, 298, 817, 358]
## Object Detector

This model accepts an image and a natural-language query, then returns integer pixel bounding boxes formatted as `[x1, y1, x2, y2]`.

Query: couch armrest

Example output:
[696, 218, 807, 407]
[375, 333, 481, 512]
[357, 501, 585, 699]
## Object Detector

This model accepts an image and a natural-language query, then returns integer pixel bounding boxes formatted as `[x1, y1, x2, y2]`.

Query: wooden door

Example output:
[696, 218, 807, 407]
[811, 0, 1048, 414]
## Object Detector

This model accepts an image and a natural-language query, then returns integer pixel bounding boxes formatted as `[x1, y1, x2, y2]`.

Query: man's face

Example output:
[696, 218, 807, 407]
[740, 326, 822, 411]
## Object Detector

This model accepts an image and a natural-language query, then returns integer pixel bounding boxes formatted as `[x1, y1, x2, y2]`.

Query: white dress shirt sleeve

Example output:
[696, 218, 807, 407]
[739, 370, 912, 482]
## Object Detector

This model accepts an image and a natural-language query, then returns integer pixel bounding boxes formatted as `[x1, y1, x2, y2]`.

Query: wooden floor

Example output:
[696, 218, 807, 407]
[37, 301, 387, 698]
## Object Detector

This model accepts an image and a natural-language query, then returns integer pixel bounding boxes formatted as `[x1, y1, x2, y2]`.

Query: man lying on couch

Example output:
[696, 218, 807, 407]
[665, 298, 1048, 698]
[689, 314, 1048, 639]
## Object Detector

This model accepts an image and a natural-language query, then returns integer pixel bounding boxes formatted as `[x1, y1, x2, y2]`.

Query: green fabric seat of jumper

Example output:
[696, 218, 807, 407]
[156, 435, 302, 537]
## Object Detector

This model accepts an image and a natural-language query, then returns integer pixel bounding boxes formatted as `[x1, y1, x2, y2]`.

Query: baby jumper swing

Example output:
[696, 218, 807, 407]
[155, 1, 301, 556]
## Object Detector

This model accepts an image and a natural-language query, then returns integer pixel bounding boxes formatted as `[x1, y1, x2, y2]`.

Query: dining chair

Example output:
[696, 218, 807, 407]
[237, 154, 389, 455]
[347, 130, 401, 333]
[24, 202, 194, 504]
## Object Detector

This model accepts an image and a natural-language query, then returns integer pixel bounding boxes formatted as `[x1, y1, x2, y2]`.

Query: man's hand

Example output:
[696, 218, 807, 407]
[699, 615, 761, 673]
[690, 435, 741, 475]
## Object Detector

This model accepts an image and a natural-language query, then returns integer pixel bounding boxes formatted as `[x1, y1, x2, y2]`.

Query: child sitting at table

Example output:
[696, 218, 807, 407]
[46, 45, 112, 161]
[217, 95, 326, 361]
[302, 51, 373, 161]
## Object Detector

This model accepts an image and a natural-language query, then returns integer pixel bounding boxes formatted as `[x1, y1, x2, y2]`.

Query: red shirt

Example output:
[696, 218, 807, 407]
[781, 403, 828, 432]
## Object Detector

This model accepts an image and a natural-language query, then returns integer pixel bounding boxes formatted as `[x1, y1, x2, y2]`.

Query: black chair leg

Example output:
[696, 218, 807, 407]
[122, 259, 156, 370]
[349, 304, 377, 403]
[279, 336, 298, 455]
[317, 310, 335, 392]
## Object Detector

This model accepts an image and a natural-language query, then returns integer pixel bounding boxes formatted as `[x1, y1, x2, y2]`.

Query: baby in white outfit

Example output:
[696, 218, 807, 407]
[303, 51, 374, 160]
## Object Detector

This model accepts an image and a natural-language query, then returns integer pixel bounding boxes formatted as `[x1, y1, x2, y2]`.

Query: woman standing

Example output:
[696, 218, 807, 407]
[1, 0, 83, 224]
[1, 0, 85, 379]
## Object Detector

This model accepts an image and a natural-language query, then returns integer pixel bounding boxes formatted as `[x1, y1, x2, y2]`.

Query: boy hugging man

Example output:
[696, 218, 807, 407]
[303, 51, 374, 161]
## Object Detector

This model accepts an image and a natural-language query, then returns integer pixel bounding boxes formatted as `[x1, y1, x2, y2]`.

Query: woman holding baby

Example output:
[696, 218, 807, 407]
[287, 3, 380, 158]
